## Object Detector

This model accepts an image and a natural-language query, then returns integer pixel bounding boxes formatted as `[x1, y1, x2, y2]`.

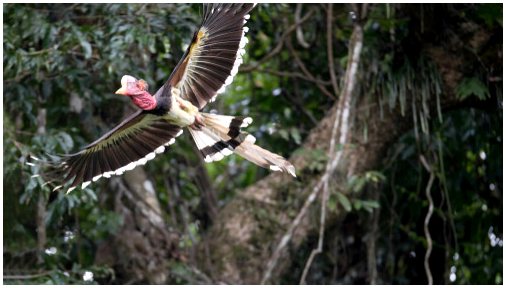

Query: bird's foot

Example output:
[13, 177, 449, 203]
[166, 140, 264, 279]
[189, 114, 205, 130]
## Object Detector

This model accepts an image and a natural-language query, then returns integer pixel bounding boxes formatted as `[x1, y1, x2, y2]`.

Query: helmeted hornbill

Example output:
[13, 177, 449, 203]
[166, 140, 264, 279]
[36, 3, 296, 193]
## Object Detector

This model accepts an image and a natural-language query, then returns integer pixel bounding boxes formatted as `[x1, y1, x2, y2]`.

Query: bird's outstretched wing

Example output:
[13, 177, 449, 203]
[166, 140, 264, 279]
[48, 111, 182, 193]
[163, 3, 255, 109]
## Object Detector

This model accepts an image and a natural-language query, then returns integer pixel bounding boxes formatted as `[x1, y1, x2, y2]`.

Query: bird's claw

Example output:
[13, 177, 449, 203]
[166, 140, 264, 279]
[190, 114, 205, 130]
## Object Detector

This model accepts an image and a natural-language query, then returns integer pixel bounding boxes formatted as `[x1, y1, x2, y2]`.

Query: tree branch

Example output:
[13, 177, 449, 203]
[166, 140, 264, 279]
[295, 4, 310, 49]
[326, 4, 339, 97]
[286, 39, 336, 100]
[280, 90, 319, 126]
[257, 68, 331, 86]
[419, 154, 435, 285]
[240, 8, 316, 73]
[299, 8, 365, 283]
[262, 5, 366, 282]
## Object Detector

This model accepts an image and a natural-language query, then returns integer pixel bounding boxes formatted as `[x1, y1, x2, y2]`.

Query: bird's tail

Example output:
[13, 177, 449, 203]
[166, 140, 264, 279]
[189, 113, 296, 177]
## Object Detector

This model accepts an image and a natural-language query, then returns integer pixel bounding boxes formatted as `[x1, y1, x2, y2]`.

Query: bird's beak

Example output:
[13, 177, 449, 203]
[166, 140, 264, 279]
[115, 86, 127, 95]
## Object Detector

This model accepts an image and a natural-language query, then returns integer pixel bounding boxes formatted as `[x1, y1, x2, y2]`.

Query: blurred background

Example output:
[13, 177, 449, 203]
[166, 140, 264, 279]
[3, 3, 502, 284]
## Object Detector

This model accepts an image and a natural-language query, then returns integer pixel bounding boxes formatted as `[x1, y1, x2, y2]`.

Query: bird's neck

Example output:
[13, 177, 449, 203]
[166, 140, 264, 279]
[131, 91, 157, 111]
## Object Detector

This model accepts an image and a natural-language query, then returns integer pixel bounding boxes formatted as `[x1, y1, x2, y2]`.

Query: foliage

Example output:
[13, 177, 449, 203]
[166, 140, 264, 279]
[457, 77, 491, 101]
[377, 107, 502, 284]
[281, 3, 502, 285]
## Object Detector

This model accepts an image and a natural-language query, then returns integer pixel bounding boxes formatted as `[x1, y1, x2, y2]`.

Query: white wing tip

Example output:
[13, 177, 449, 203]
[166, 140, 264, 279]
[145, 152, 156, 160]
[155, 146, 165, 154]
[224, 76, 234, 86]
[81, 181, 91, 189]
[124, 162, 136, 171]
[94, 148, 165, 180]
[217, 86, 226, 94]
[136, 158, 148, 166]
[66, 186, 76, 194]
[214, 21, 250, 97]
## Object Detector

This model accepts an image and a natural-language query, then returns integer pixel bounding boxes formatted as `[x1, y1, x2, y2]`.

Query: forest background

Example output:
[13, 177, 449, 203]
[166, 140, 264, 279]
[3, 3, 503, 285]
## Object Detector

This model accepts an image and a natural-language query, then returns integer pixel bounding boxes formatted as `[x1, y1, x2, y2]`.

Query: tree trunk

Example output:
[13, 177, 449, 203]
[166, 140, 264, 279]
[95, 168, 179, 284]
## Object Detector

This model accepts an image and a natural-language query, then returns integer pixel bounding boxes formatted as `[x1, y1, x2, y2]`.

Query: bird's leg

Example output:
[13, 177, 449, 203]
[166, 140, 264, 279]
[190, 114, 205, 130]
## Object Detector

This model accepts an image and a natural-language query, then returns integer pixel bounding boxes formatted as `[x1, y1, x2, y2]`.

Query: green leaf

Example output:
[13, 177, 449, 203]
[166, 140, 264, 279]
[353, 199, 362, 210]
[55, 131, 74, 152]
[361, 200, 380, 213]
[456, 77, 490, 101]
[354, 178, 366, 193]
[80, 40, 92, 59]
[279, 129, 289, 141]
[348, 175, 366, 193]
[327, 194, 337, 212]
[290, 127, 301, 145]
[337, 192, 352, 212]
[365, 171, 386, 183]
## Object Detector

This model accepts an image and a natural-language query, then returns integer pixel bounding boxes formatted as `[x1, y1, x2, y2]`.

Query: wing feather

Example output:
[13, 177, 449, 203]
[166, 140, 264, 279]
[97, 149, 112, 178]
[83, 154, 95, 184]
[68, 153, 90, 189]
[106, 146, 122, 176]
[50, 111, 183, 192]
[162, 3, 255, 109]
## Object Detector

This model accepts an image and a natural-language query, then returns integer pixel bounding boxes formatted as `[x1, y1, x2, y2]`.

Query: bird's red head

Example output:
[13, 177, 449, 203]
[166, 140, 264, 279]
[115, 75, 157, 110]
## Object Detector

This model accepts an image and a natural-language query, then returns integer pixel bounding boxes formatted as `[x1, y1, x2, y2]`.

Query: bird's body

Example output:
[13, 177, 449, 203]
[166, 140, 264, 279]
[167, 88, 200, 127]
[37, 4, 296, 193]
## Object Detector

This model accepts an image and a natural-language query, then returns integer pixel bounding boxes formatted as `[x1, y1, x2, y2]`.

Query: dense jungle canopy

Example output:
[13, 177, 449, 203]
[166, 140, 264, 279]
[3, 3, 503, 285]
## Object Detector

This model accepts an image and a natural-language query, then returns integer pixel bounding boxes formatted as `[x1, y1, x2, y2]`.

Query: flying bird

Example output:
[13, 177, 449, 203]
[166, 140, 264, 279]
[38, 3, 296, 193]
